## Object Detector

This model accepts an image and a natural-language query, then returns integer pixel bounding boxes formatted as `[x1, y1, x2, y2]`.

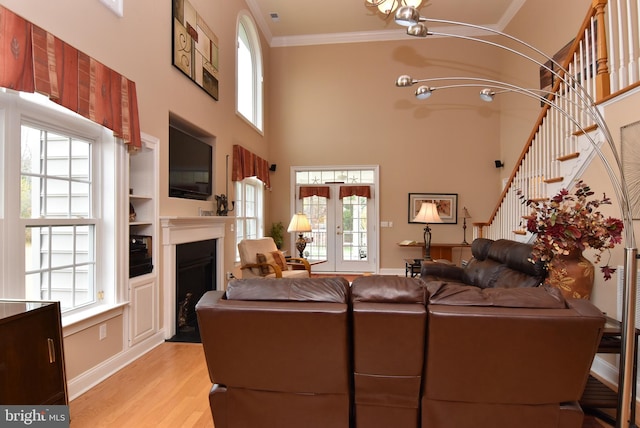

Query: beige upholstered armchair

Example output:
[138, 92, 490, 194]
[237, 237, 311, 278]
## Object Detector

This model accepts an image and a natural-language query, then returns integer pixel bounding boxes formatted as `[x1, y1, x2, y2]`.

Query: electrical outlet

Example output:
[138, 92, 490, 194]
[226, 272, 234, 280]
[99, 323, 107, 341]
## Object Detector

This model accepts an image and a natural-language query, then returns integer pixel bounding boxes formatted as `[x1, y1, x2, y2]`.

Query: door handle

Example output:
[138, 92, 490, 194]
[47, 338, 56, 363]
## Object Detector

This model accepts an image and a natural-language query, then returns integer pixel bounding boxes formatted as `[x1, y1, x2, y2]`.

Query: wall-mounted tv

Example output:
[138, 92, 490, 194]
[169, 125, 212, 200]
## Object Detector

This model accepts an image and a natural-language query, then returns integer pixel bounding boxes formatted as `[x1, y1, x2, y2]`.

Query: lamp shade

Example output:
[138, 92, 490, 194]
[413, 202, 442, 224]
[287, 213, 312, 233]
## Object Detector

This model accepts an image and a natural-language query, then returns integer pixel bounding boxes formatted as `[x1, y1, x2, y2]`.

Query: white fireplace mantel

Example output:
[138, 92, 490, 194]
[160, 216, 228, 339]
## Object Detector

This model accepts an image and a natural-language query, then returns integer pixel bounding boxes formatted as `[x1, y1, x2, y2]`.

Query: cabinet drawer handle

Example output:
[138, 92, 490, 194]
[47, 338, 56, 363]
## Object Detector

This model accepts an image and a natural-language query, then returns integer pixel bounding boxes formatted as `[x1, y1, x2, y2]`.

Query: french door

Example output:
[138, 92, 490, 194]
[294, 181, 377, 273]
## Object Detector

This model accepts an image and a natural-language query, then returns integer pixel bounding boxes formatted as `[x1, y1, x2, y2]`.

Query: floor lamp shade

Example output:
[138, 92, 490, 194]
[287, 213, 312, 258]
[413, 202, 442, 260]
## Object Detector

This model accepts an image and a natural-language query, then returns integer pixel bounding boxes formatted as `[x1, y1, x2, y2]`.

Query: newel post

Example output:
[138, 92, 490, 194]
[593, 0, 611, 101]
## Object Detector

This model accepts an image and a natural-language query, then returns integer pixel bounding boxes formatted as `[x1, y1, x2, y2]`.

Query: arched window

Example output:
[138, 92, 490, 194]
[237, 13, 264, 132]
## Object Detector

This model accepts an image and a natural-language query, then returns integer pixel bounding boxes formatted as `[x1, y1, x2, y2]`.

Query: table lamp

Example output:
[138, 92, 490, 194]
[287, 212, 312, 258]
[413, 202, 442, 261]
[462, 207, 472, 244]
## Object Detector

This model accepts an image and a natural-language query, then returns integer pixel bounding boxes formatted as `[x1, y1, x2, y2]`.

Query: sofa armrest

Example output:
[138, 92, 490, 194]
[286, 257, 311, 273]
[240, 262, 283, 278]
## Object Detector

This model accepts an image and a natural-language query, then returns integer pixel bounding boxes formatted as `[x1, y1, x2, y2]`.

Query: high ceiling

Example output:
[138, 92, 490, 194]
[246, 0, 526, 46]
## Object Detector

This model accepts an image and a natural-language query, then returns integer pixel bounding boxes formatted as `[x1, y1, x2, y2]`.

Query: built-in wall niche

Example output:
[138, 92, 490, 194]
[168, 115, 215, 201]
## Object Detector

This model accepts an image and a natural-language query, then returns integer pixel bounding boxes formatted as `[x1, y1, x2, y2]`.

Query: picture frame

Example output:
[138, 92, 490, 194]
[172, 0, 220, 100]
[408, 193, 458, 224]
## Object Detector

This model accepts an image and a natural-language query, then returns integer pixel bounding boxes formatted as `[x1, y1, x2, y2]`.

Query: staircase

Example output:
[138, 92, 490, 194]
[474, 0, 637, 243]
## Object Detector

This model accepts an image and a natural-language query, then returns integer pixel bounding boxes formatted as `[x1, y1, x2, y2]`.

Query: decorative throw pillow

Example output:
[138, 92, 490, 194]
[270, 251, 287, 271]
[256, 252, 272, 276]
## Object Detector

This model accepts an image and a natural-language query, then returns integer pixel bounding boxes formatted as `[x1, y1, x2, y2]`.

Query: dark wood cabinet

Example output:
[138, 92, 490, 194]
[0, 300, 68, 405]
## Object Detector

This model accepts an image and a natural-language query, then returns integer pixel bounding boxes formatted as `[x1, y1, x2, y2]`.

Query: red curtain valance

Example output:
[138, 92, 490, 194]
[232, 145, 271, 189]
[299, 186, 330, 199]
[0, 6, 141, 151]
[339, 185, 371, 199]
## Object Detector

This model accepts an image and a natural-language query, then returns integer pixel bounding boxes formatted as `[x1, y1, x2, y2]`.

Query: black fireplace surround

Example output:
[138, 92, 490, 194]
[170, 238, 216, 342]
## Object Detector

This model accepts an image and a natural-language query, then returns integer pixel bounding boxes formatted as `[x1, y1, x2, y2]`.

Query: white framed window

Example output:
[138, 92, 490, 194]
[237, 13, 264, 132]
[1, 90, 122, 315]
[235, 178, 264, 260]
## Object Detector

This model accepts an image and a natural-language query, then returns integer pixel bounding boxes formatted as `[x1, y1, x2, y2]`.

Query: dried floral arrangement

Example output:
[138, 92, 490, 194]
[519, 181, 624, 280]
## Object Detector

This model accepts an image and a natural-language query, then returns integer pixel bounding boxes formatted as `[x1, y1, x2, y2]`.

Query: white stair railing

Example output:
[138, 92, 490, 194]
[477, 0, 630, 241]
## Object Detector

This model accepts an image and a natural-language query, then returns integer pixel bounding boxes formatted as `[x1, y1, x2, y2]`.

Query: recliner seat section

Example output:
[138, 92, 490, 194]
[196, 277, 352, 428]
[422, 281, 605, 428]
[351, 275, 427, 428]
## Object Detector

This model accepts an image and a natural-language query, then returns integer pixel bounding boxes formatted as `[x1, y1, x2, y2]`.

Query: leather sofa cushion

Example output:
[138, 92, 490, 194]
[226, 277, 350, 303]
[470, 238, 494, 260]
[462, 258, 502, 288]
[351, 275, 426, 304]
[488, 239, 544, 278]
[426, 282, 566, 308]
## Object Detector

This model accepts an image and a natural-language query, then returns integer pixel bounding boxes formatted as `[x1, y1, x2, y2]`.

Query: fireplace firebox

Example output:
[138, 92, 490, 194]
[169, 238, 216, 342]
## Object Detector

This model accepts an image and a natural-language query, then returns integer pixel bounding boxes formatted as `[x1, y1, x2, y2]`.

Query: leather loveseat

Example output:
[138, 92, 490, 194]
[196, 275, 605, 428]
[421, 238, 547, 288]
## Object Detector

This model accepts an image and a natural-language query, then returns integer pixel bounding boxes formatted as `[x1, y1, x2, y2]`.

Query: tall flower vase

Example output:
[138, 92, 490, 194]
[545, 249, 595, 299]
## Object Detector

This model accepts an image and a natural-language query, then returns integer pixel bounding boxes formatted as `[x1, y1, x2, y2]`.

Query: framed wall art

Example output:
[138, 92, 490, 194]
[172, 0, 219, 100]
[408, 193, 458, 224]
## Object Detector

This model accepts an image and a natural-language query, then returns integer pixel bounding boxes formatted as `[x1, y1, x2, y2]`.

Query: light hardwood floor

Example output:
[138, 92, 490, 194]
[69, 342, 613, 428]
[69, 343, 214, 427]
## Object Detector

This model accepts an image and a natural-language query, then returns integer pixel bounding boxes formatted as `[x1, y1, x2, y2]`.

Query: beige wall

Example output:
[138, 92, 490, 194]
[269, 38, 505, 267]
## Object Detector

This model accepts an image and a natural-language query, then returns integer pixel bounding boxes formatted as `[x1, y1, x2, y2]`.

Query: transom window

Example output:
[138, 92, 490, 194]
[237, 13, 263, 132]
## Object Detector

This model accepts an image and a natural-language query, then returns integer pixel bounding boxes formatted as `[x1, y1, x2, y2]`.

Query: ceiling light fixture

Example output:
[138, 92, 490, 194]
[479, 88, 495, 102]
[365, 0, 424, 19]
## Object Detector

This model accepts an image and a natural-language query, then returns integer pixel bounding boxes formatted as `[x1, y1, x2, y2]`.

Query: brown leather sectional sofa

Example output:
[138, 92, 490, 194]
[421, 237, 547, 288]
[196, 272, 605, 428]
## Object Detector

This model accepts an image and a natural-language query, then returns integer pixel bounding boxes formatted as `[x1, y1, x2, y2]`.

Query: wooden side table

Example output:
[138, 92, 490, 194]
[404, 259, 422, 277]
[288, 259, 327, 270]
[398, 243, 471, 266]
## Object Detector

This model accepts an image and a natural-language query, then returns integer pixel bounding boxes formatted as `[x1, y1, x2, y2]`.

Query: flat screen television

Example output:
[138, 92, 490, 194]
[169, 125, 212, 200]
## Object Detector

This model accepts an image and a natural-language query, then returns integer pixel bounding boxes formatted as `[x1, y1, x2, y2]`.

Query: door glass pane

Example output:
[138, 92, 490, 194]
[302, 196, 327, 260]
[342, 195, 368, 261]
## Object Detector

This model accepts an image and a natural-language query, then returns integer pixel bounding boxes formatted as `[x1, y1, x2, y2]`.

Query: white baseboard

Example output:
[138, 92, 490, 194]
[379, 268, 406, 276]
[66, 331, 165, 400]
[591, 354, 620, 386]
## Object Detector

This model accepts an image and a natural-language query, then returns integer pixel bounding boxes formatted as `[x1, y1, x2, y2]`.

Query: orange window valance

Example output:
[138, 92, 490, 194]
[0, 6, 141, 151]
[232, 145, 271, 189]
[339, 185, 371, 199]
[299, 186, 330, 199]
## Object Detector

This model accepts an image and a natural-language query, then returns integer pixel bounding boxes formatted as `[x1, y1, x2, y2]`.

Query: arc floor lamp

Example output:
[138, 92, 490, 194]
[390, 6, 638, 427]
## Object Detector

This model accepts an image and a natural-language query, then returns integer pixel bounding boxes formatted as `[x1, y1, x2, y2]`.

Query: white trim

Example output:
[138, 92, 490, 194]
[62, 302, 128, 335]
[248, 0, 526, 48]
[290, 165, 380, 274]
[66, 332, 164, 400]
[160, 216, 228, 339]
[98, 0, 123, 17]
